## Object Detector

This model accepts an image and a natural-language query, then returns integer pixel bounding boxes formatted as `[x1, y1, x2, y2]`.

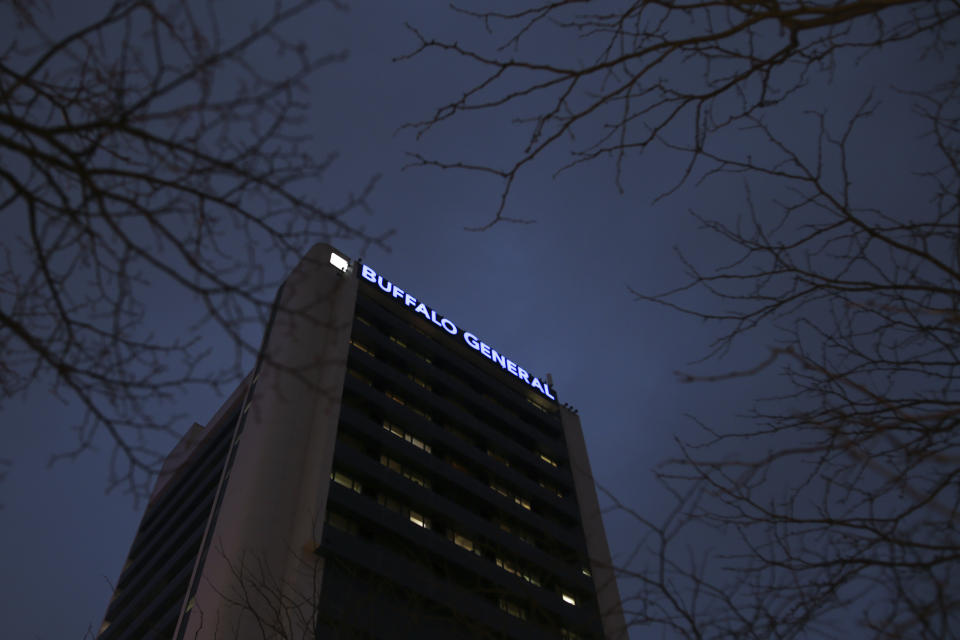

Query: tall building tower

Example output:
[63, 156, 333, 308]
[97, 244, 627, 640]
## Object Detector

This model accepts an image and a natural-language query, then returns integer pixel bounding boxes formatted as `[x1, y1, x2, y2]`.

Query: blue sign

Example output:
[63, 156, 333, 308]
[360, 264, 556, 401]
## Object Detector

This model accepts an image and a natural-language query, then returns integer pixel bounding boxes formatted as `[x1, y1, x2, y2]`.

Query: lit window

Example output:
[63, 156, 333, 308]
[383, 421, 404, 438]
[560, 629, 582, 639]
[496, 557, 541, 586]
[383, 421, 432, 453]
[490, 481, 531, 510]
[539, 452, 559, 468]
[406, 434, 431, 453]
[581, 567, 592, 577]
[386, 391, 405, 405]
[380, 455, 430, 488]
[409, 510, 430, 529]
[380, 455, 403, 474]
[450, 532, 475, 552]
[539, 480, 563, 498]
[329, 252, 349, 272]
[331, 471, 362, 494]
[490, 482, 510, 498]
[561, 591, 577, 606]
[409, 375, 432, 391]
[350, 339, 375, 356]
[356, 315, 372, 326]
[389, 335, 407, 348]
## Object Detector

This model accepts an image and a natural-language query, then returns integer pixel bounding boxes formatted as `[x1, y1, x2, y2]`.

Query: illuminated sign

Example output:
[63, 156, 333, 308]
[360, 264, 556, 401]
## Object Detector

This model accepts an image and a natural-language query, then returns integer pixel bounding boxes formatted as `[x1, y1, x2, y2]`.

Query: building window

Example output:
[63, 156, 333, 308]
[338, 432, 365, 452]
[383, 421, 432, 453]
[409, 510, 431, 529]
[347, 369, 372, 385]
[538, 452, 559, 468]
[389, 335, 407, 348]
[386, 391, 405, 405]
[581, 567, 592, 577]
[377, 494, 431, 530]
[350, 339, 375, 356]
[496, 556, 542, 587]
[380, 455, 431, 488]
[409, 374, 432, 391]
[331, 471, 363, 494]
[446, 456, 473, 477]
[489, 481, 509, 498]
[527, 398, 549, 413]
[498, 598, 527, 620]
[560, 629, 582, 639]
[378, 493, 404, 515]
[448, 530, 481, 555]
[490, 481, 532, 511]
[495, 517, 534, 546]
[326, 511, 357, 535]
[539, 480, 563, 498]
[561, 591, 577, 606]
[411, 405, 432, 421]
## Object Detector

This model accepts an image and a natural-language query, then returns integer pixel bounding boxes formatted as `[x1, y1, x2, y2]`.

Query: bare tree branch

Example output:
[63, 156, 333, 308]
[0, 0, 387, 500]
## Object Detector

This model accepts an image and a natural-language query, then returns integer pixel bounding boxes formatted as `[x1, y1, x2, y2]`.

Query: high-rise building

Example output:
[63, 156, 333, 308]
[97, 244, 627, 640]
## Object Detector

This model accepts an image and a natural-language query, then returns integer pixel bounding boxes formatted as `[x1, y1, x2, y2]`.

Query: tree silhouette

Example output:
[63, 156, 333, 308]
[1, 0, 384, 499]
[401, 2, 960, 637]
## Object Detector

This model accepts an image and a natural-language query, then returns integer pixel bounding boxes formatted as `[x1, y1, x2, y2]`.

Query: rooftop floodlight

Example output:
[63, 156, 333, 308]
[329, 252, 349, 273]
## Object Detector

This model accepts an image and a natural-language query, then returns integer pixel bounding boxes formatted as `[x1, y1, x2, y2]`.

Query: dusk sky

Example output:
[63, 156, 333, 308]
[0, 2, 951, 639]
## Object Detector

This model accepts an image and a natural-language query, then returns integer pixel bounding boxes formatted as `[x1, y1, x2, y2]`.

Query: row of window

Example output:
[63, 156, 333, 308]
[326, 473, 583, 611]
[346, 364, 568, 502]
[349, 318, 556, 432]
[341, 405, 575, 536]
[356, 313, 551, 421]
[325, 504, 589, 640]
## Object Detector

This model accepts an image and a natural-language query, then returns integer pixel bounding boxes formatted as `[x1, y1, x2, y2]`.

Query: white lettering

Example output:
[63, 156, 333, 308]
[463, 332, 480, 350]
[359, 264, 555, 402]
[414, 302, 431, 321]
[440, 318, 458, 335]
